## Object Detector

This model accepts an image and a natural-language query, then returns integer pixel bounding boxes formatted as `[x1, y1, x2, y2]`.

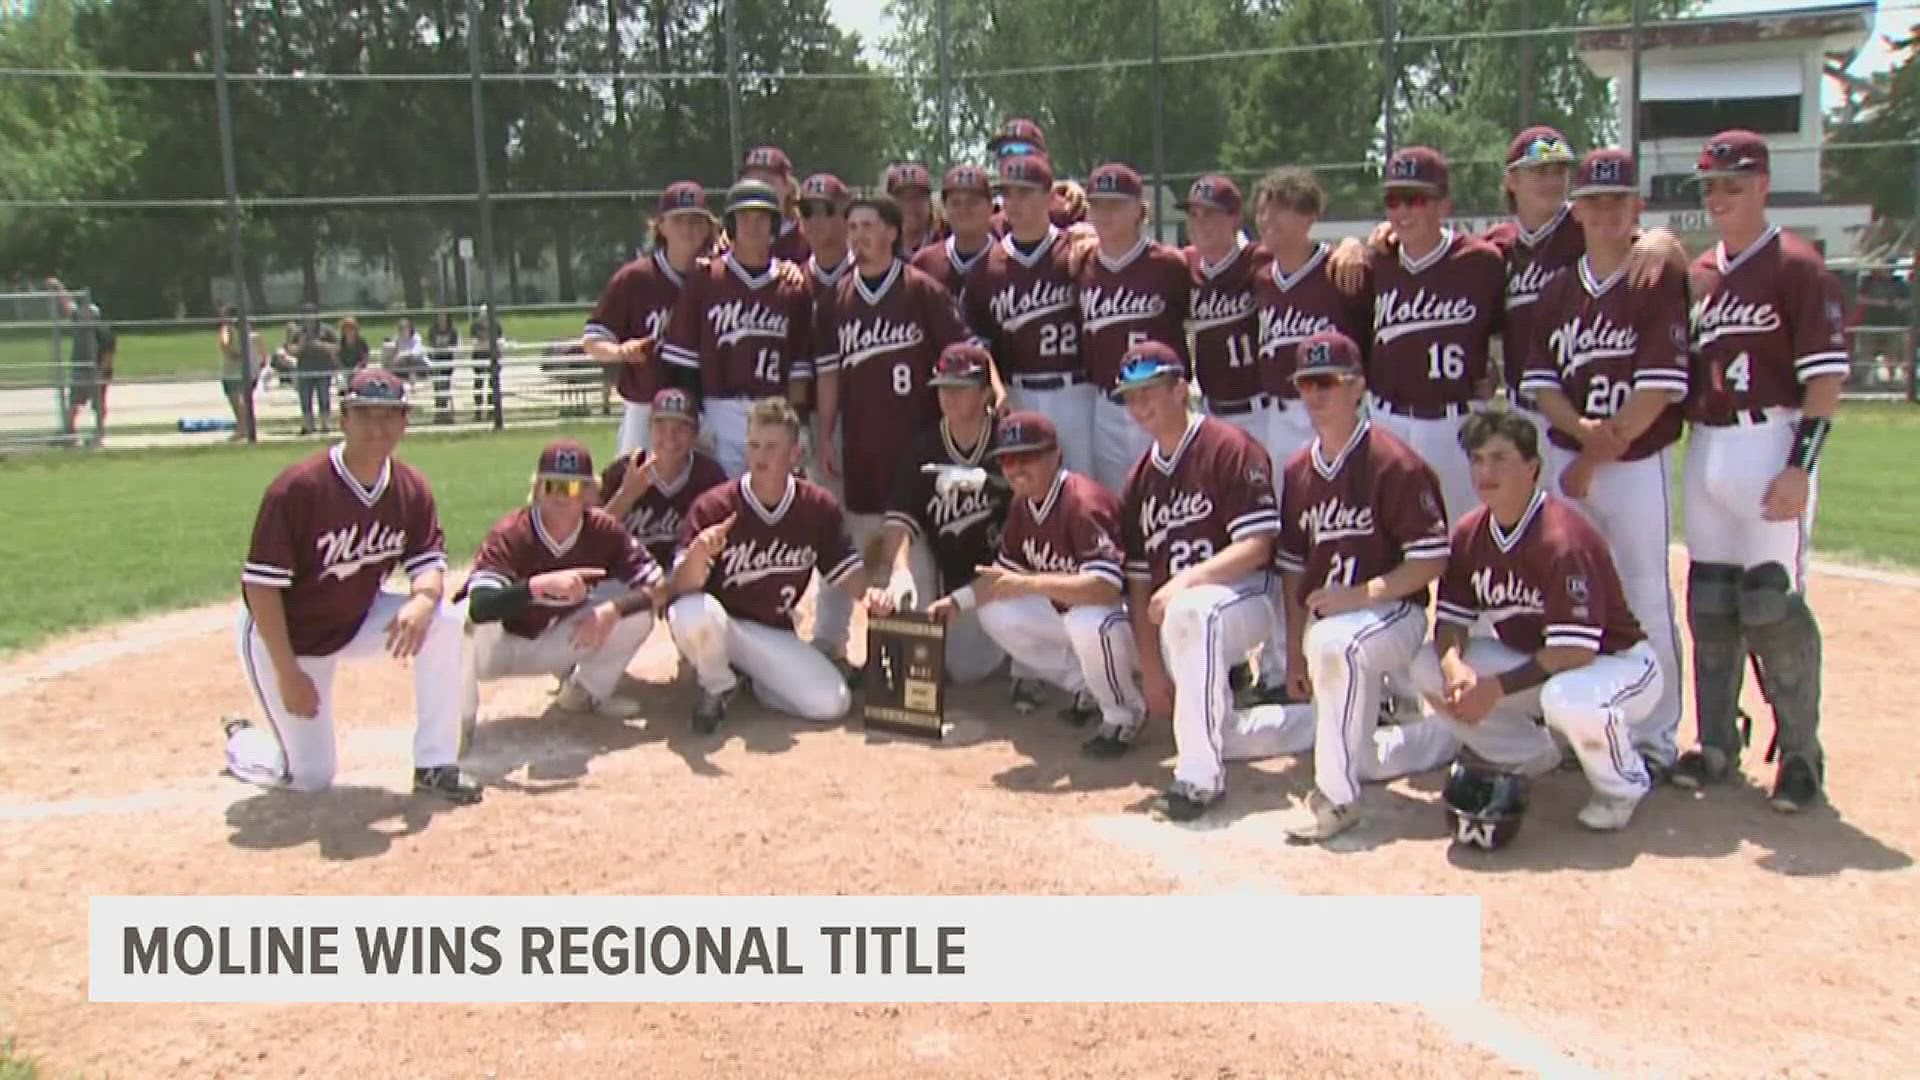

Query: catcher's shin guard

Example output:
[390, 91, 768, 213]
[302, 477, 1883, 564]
[1737, 563, 1824, 774]
[1686, 562, 1747, 757]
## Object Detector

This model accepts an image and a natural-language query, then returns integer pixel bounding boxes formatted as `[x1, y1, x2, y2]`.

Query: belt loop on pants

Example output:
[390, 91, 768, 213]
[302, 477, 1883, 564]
[1012, 372, 1088, 392]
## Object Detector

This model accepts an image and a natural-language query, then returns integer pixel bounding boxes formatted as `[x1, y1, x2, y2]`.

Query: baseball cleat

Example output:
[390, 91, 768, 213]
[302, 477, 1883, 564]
[1283, 789, 1360, 843]
[1081, 723, 1136, 759]
[692, 686, 736, 735]
[413, 766, 484, 805]
[221, 714, 253, 741]
[1009, 677, 1047, 715]
[555, 679, 644, 719]
[1057, 691, 1099, 727]
[1769, 756, 1822, 813]
[1153, 783, 1219, 823]
[1577, 791, 1645, 831]
[1669, 746, 1734, 791]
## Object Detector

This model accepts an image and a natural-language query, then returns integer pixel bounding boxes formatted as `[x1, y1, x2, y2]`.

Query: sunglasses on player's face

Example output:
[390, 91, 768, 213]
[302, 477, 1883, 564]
[1383, 190, 1434, 210]
[994, 141, 1039, 158]
[1294, 373, 1350, 392]
[538, 477, 588, 498]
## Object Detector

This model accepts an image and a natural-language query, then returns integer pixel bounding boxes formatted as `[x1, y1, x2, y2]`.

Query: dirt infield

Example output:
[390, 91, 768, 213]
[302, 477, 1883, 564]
[3, 556, 1917, 1078]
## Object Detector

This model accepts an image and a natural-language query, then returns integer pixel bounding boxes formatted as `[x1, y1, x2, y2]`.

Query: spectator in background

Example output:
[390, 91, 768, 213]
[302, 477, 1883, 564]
[48, 278, 115, 447]
[217, 304, 262, 441]
[294, 303, 340, 436]
[428, 311, 459, 423]
[337, 315, 371, 378]
[385, 317, 427, 382]
[470, 303, 504, 420]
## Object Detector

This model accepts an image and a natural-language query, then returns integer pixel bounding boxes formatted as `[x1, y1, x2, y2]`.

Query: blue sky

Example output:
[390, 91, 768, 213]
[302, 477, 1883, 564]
[827, 0, 1910, 91]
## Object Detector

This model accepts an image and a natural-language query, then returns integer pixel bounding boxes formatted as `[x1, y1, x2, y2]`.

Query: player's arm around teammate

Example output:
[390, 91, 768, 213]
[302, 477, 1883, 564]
[1405, 411, 1665, 838]
[223, 370, 481, 804]
[457, 439, 665, 746]
[938, 410, 1134, 730]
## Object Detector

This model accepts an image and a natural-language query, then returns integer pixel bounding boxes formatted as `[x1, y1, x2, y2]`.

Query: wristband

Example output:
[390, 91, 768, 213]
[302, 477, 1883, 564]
[952, 585, 978, 612]
[1788, 416, 1831, 472]
[1496, 660, 1550, 696]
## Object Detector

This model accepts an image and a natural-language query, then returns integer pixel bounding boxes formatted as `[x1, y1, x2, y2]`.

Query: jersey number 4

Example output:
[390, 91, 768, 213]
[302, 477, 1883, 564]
[1714, 351, 1753, 394]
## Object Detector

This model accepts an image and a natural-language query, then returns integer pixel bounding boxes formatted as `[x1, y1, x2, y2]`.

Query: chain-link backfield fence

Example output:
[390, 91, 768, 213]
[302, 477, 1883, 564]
[0, 0, 1915, 449]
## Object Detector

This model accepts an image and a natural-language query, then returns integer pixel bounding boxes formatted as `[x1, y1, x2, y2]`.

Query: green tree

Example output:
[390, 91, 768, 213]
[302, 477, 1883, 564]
[1824, 26, 1919, 253]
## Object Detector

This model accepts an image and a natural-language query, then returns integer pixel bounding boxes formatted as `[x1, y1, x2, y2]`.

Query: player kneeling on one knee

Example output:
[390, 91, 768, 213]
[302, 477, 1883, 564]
[1104, 343, 1290, 822]
[666, 398, 869, 734]
[931, 409, 1132, 730]
[223, 370, 481, 804]
[457, 439, 667, 744]
[1270, 332, 1459, 842]
[866, 345, 1016, 687]
[1408, 410, 1663, 835]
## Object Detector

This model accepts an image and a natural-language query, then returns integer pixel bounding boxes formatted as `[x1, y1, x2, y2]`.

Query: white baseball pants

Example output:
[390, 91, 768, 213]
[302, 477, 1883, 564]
[1304, 599, 1457, 807]
[701, 397, 752, 478]
[666, 592, 852, 721]
[1409, 637, 1660, 801]
[1254, 400, 1315, 689]
[1370, 399, 1484, 527]
[617, 401, 653, 457]
[1091, 394, 1153, 495]
[1547, 443, 1684, 766]
[459, 583, 656, 727]
[228, 592, 466, 792]
[976, 595, 1135, 725]
[1683, 412, 1818, 591]
[1007, 377, 1096, 482]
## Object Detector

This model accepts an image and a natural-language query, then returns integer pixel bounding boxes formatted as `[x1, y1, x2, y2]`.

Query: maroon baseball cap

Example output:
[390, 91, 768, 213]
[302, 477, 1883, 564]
[657, 181, 713, 220]
[1087, 163, 1145, 202]
[741, 145, 792, 177]
[929, 342, 993, 387]
[941, 163, 993, 197]
[536, 438, 595, 479]
[1506, 125, 1576, 171]
[989, 410, 1059, 457]
[651, 386, 699, 425]
[995, 153, 1054, 191]
[1113, 340, 1187, 397]
[341, 368, 410, 408]
[1383, 146, 1449, 194]
[988, 117, 1049, 156]
[796, 172, 851, 210]
[1695, 130, 1770, 179]
[1179, 174, 1243, 216]
[1293, 331, 1364, 380]
[1570, 148, 1638, 198]
[885, 161, 933, 195]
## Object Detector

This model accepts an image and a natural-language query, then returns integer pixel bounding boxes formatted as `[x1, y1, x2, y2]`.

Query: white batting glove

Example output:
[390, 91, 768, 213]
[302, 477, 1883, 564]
[923, 464, 989, 498]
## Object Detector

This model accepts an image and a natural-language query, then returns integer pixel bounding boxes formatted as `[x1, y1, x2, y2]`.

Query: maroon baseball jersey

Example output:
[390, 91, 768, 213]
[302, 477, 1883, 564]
[1079, 238, 1192, 390]
[460, 506, 662, 640]
[677, 474, 860, 631]
[1685, 225, 1849, 424]
[1186, 239, 1269, 404]
[240, 446, 448, 657]
[995, 469, 1126, 597]
[911, 235, 992, 307]
[1436, 489, 1643, 655]
[819, 259, 972, 513]
[599, 449, 731, 570]
[1253, 243, 1373, 398]
[1484, 209, 1587, 396]
[1520, 256, 1691, 460]
[897, 223, 949, 261]
[802, 251, 854, 384]
[660, 252, 813, 401]
[584, 249, 687, 405]
[965, 227, 1083, 377]
[773, 219, 811, 265]
[1121, 416, 1279, 591]
[885, 421, 1011, 589]
[1275, 420, 1451, 605]
[1367, 230, 1506, 410]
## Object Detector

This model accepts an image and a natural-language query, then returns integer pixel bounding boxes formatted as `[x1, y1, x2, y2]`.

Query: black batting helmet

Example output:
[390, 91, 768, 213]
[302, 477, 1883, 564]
[1442, 760, 1530, 850]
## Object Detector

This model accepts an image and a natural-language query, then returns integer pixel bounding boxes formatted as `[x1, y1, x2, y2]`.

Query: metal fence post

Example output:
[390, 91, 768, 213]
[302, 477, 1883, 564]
[50, 293, 69, 440]
[937, 0, 952, 172]
[1380, 0, 1398, 160]
[210, 0, 257, 444]
[468, 0, 503, 430]
[1909, 151, 1919, 404]
[725, 0, 743, 173]
[1629, 0, 1644, 171]
[1150, 0, 1166, 233]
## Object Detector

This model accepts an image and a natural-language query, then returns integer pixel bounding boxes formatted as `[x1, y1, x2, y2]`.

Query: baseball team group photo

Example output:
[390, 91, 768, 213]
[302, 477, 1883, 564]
[5, 0, 1920, 1075]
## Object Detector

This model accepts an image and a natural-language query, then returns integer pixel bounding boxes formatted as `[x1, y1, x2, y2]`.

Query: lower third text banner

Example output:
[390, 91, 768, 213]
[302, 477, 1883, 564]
[91, 894, 1481, 1004]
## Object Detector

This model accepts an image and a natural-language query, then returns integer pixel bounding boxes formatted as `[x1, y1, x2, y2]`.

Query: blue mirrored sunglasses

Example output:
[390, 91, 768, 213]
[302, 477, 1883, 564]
[994, 141, 1039, 159]
[1117, 357, 1176, 385]
[1519, 137, 1574, 164]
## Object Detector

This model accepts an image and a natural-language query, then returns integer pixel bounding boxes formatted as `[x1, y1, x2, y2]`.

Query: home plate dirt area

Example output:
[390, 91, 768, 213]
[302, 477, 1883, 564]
[1, 558, 1916, 1078]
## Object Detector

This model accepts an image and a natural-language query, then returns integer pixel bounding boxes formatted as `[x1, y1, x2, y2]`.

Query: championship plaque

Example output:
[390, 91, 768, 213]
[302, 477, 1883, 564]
[862, 611, 948, 740]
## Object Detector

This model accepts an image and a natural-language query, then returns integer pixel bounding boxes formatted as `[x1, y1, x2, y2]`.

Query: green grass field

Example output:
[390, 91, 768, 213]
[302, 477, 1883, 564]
[0, 309, 594, 388]
[0, 403, 1913, 656]
[0, 420, 615, 653]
